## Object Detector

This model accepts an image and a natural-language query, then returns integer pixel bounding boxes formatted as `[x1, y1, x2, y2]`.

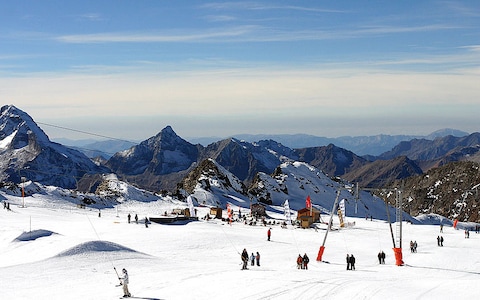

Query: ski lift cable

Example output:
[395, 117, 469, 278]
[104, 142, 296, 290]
[36, 121, 139, 157]
[83, 209, 117, 272]
[217, 220, 241, 255]
[288, 224, 301, 255]
[37, 122, 137, 144]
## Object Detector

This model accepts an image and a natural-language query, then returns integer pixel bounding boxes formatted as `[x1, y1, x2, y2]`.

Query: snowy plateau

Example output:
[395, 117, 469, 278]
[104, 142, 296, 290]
[0, 184, 479, 300]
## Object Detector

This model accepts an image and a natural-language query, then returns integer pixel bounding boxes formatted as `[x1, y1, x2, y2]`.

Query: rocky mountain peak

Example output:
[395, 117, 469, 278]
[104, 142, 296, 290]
[0, 104, 50, 149]
[0, 105, 107, 188]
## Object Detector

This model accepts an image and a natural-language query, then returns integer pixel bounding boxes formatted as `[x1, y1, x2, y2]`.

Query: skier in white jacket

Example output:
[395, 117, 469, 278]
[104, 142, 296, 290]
[120, 268, 131, 298]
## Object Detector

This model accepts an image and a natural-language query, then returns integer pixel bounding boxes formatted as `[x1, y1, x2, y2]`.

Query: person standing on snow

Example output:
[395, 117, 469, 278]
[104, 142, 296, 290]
[302, 253, 310, 270]
[256, 252, 260, 266]
[297, 254, 303, 269]
[250, 253, 255, 266]
[267, 228, 271, 241]
[241, 248, 249, 270]
[120, 268, 131, 298]
[350, 254, 356, 270]
[346, 254, 351, 270]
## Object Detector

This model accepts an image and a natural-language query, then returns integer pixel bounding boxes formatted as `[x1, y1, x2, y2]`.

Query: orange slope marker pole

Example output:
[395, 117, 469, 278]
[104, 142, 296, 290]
[317, 190, 341, 261]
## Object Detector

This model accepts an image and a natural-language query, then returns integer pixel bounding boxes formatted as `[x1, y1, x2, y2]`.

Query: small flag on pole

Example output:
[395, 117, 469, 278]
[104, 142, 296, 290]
[306, 195, 311, 208]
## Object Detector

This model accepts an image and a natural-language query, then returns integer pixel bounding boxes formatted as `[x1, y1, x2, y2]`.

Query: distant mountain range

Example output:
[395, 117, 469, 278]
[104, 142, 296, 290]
[187, 128, 469, 156]
[2, 104, 479, 222]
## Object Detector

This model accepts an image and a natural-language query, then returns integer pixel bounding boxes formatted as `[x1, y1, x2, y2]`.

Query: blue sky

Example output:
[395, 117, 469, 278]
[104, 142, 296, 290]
[1, 1, 479, 141]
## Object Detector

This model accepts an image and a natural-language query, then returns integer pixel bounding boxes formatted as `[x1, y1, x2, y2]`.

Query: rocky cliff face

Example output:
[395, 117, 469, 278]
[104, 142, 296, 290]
[200, 138, 284, 183]
[105, 126, 200, 191]
[295, 143, 368, 177]
[0, 105, 108, 189]
[396, 161, 480, 222]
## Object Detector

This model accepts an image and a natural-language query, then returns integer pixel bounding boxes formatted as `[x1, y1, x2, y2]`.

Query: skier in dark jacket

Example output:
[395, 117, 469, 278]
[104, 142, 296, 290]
[346, 254, 351, 270]
[241, 249, 249, 270]
[256, 252, 260, 266]
[350, 254, 356, 270]
[302, 253, 310, 270]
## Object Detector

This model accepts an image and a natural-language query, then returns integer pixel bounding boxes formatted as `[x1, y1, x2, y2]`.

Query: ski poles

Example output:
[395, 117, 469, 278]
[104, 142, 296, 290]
[114, 267, 122, 285]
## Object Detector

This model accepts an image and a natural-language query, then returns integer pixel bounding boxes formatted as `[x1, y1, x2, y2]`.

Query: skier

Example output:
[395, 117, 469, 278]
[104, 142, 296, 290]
[350, 254, 356, 270]
[144, 217, 149, 228]
[250, 253, 255, 266]
[381, 251, 386, 264]
[413, 241, 418, 252]
[120, 268, 131, 298]
[346, 254, 351, 270]
[241, 248, 249, 270]
[267, 228, 271, 241]
[127, 213, 131, 224]
[440, 236, 444, 246]
[256, 252, 260, 266]
[297, 254, 303, 269]
[437, 236, 440, 246]
[134, 214, 138, 224]
[377, 251, 382, 264]
[302, 253, 309, 270]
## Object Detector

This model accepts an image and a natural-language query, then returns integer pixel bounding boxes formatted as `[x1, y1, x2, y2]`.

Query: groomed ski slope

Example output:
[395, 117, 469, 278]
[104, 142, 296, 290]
[0, 195, 478, 300]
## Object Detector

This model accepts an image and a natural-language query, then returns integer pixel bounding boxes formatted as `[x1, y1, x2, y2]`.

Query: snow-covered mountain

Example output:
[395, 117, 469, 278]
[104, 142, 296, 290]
[247, 161, 416, 222]
[0, 105, 108, 189]
[177, 158, 249, 208]
[105, 126, 200, 192]
[177, 157, 415, 223]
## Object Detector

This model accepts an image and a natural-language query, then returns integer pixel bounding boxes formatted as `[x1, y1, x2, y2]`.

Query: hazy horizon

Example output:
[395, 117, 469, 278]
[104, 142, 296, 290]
[2, 1, 479, 140]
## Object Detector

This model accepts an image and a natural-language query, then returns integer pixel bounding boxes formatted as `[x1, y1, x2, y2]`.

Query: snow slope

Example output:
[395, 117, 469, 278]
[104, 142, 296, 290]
[1, 193, 479, 300]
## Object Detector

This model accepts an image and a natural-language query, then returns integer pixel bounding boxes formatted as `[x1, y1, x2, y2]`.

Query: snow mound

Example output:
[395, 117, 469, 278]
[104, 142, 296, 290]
[55, 240, 138, 257]
[14, 229, 57, 241]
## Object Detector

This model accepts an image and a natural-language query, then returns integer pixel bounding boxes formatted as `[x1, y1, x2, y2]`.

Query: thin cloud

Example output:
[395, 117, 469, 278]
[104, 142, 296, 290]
[54, 22, 462, 45]
[203, 15, 237, 22]
[77, 13, 105, 21]
[55, 26, 255, 43]
[201, 2, 347, 14]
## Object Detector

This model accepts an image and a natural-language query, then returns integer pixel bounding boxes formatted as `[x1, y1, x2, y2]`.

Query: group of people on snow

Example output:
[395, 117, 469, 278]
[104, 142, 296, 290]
[437, 235, 444, 246]
[377, 251, 386, 264]
[250, 252, 261, 267]
[242, 248, 261, 270]
[127, 213, 140, 224]
[409, 240, 418, 253]
[346, 254, 356, 270]
[296, 253, 310, 270]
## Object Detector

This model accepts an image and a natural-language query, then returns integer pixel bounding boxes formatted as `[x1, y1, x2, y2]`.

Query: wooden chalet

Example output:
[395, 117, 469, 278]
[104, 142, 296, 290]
[251, 203, 266, 217]
[297, 207, 321, 228]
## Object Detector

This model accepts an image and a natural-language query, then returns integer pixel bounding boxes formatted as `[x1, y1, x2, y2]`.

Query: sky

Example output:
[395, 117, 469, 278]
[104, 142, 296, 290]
[1, 1, 479, 141]
[1, 186, 479, 299]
